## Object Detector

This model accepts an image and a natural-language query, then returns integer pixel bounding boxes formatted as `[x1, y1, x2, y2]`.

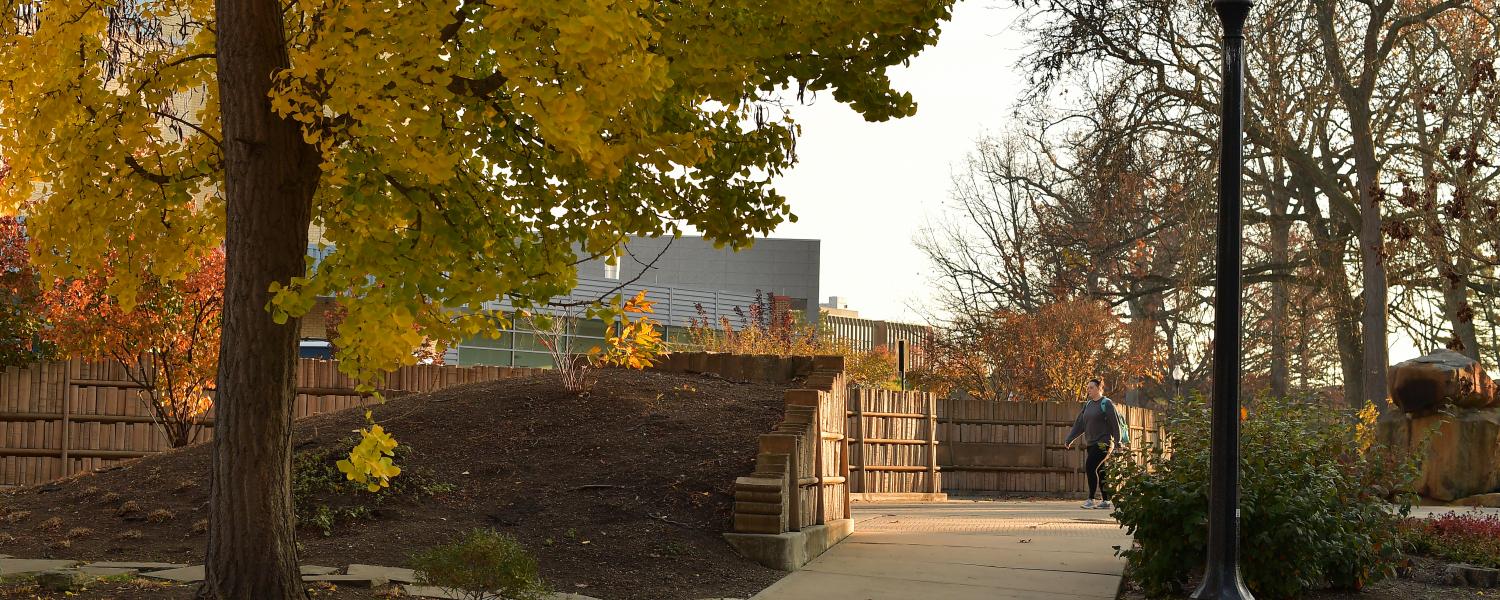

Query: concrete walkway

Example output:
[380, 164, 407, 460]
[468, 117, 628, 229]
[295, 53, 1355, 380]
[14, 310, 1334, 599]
[751, 500, 1130, 600]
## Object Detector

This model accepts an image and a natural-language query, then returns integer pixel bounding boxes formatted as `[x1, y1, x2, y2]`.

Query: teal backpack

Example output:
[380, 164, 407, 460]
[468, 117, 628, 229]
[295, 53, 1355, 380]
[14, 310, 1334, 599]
[1100, 397, 1130, 447]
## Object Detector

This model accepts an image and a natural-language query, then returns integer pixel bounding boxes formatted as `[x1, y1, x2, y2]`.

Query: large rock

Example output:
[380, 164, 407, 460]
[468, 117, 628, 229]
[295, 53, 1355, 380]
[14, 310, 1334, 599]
[1389, 349, 1497, 414]
[1378, 408, 1500, 502]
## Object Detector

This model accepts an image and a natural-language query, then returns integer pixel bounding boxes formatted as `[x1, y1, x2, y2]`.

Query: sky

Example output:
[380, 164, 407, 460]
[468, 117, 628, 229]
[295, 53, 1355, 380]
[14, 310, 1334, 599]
[769, 0, 1027, 324]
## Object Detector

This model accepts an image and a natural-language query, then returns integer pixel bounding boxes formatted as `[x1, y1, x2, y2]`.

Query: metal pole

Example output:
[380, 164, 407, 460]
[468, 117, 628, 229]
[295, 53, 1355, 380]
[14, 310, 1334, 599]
[1194, 2, 1255, 599]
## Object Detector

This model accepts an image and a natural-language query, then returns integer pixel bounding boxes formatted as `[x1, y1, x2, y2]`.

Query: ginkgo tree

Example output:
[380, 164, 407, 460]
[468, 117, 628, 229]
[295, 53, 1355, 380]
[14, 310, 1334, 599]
[0, 1, 956, 598]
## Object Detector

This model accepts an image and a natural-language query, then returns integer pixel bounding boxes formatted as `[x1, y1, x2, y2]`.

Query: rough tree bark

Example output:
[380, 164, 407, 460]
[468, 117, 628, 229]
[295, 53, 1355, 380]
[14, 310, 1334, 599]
[1315, 1, 1394, 412]
[204, 0, 321, 597]
[1299, 178, 1365, 406]
[1267, 170, 1292, 399]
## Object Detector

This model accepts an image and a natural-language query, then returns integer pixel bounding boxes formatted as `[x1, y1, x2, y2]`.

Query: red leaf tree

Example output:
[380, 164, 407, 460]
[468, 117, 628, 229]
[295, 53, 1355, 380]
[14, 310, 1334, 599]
[42, 248, 225, 447]
[0, 215, 52, 367]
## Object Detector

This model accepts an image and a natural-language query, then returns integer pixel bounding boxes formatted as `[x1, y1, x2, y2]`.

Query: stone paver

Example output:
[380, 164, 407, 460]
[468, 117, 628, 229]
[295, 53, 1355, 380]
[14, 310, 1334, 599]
[139, 565, 204, 582]
[84, 561, 186, 570]
[1411, 505, 1500, 519]
[78, 566, 140, 577]
[303, 574, 387, 587]
[347, 563, 420, 583]
[0, 559, 80, 577]
[300, 565, 340, 576]
[750, 500, 1129, 600]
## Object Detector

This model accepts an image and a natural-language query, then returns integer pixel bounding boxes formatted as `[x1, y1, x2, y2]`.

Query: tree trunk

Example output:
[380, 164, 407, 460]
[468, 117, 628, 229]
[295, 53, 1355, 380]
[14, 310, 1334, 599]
[1350, 108, 1390, 412]
[205, 0, 320, 597]
[1267, 177, 1291, 399]
[1441, 256, 1481, 362]
[1297, 175, 1364, 406]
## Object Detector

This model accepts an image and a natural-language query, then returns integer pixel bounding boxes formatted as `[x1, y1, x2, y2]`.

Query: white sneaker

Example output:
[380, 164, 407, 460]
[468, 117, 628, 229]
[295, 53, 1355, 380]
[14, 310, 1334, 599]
[1097, 501, 1113, 510]
[1081, 499, 1097, 509]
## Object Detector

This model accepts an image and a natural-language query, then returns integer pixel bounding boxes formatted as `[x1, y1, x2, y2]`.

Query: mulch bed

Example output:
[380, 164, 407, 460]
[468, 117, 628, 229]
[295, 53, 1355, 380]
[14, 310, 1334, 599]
[1117, 556, 1489, 600]
[0, 369, 790, 600]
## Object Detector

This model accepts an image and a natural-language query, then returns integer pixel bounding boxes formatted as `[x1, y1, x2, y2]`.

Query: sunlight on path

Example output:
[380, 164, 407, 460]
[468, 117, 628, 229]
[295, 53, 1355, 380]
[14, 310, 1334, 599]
[750, 500, 1130, 600]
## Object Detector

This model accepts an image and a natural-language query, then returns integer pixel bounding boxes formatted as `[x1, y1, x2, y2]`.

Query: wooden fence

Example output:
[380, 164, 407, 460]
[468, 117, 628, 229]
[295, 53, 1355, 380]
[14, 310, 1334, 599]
[936, 398, 1163, 497]
[0, 359, 541, 488]
[846, 387, 944, 501]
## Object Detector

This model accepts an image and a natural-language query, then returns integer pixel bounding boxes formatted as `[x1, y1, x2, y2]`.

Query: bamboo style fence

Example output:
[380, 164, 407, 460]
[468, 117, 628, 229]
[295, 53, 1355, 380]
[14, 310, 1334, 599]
[846, 387, 944, 501]
[936, 398, 1164, 496]
[0, 358, 540, 488]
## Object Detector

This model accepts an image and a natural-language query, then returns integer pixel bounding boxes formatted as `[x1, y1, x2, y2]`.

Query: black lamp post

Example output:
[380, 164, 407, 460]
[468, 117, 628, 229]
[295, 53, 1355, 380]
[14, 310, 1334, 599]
[1193, 1, 1255, 600]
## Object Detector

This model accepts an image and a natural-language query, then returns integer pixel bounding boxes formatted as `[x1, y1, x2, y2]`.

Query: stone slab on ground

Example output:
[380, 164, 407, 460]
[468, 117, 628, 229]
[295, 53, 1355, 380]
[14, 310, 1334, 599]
[1410, 505, 1500, 518]
[78, 566, 139, 577]
[302, 574, 388, 587]
[402, 586, 600, 600]
[139, 565, 204, 582]
[751, 501, 1128, 600]
[346, 563, 419, 583]
[0, 559, 81, 576]
[84, 561, 186, 570]
[300, 565, 339, 576]
[1455, 493, 1500, 508]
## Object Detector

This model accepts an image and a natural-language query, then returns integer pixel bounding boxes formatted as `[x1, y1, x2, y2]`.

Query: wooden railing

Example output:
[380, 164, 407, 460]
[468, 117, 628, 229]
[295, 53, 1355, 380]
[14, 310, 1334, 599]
[729, 356, 850, 534]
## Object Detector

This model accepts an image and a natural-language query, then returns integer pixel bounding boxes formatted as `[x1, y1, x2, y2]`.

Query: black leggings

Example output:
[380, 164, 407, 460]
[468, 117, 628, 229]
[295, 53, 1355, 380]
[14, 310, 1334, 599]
[1085, 444, 1113, 501]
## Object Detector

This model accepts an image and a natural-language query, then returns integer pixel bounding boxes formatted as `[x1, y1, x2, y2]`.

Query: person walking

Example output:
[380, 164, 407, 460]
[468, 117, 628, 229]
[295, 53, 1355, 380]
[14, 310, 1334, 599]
[1065, 378, 1122, 509]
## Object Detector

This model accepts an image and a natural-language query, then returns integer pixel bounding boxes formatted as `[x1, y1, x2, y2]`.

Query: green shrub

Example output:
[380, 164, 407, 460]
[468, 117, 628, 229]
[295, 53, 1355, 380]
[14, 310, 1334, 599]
[1401, 511, 1500, 568]
[1110, 397, 1417, 599]
[411, 528, 549, 600]
[292, 438, 453, 536]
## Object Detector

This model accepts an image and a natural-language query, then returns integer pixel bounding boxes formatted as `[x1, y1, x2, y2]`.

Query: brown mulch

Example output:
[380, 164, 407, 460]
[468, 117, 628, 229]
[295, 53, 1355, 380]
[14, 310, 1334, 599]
[1117, 556, 1489, 600]
[0, 369, 790, 600]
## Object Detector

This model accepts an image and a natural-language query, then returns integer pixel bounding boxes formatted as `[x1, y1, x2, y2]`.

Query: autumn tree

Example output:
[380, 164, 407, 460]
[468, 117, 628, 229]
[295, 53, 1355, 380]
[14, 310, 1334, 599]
[0, 1, 957, 597]
[918, 298, 1159, 403]
[42, 248, 224, 447]
[0, 215, 52, 367]
[981, 0, 1485, 409]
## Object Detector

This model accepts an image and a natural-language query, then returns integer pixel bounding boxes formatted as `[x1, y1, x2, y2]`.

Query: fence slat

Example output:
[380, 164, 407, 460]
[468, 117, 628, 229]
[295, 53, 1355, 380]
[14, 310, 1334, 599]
[0, 358, 541, 488]
[937, 397, 1164, 496]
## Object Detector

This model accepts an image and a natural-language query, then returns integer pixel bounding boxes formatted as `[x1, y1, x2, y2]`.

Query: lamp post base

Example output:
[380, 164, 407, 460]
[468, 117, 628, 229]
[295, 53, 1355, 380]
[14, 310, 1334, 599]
[1191, 568, 1255, 600]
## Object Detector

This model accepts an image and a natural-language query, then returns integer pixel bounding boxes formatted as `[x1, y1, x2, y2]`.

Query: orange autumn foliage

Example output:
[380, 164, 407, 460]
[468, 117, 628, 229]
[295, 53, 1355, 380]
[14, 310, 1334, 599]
[915, 298, 1159, 402]
[42, 248, 224, 447]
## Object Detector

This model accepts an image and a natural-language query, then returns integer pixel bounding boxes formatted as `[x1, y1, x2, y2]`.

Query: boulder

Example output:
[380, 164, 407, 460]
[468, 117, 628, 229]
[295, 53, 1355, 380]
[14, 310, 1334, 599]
[1377, 409, 1500, 502]
[1389, 349, 1497, 414]
[1447, 564, 1500, 588]
[34, 570, 88, 593]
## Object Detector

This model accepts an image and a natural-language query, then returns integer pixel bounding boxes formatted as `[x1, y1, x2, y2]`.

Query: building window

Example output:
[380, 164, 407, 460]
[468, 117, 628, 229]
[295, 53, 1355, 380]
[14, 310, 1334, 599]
[604, 262, 620, 280]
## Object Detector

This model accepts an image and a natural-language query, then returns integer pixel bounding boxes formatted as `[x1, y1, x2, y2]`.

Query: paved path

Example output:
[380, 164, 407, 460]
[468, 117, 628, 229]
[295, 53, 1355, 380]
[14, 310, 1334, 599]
[751, 500, 1130, 600]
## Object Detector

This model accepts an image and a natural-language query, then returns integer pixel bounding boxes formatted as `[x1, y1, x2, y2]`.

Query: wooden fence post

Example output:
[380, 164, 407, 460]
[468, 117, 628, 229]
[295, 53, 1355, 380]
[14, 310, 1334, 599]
[60, 361, 71, 469]
[926, 392, 938, 494]
[851, 388, 865, 494]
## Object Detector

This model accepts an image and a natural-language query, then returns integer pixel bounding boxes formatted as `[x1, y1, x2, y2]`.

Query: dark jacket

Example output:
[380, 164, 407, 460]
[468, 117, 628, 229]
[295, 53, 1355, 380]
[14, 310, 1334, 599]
[1066, 397, 1121, 448]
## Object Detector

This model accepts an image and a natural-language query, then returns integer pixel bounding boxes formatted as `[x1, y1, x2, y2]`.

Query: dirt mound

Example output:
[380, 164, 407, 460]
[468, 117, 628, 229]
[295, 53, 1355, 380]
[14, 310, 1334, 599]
[0, 370, 788, 600]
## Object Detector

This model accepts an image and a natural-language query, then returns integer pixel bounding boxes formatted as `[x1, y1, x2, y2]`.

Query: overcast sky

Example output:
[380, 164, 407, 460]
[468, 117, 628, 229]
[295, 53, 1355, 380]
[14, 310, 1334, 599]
[770, 0, 1026, 324]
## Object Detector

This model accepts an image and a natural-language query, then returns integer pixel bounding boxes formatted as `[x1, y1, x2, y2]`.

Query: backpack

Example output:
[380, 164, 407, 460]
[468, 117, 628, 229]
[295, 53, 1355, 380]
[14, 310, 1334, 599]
[1100, 397, 1130, 447]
